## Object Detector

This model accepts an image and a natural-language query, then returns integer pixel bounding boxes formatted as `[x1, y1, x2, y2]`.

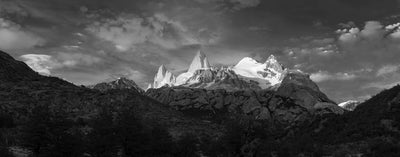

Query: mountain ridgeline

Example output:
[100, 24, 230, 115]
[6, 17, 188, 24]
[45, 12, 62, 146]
[89, 77, 145, 93]
[146, 51, 342, 126]
[1, 49, 400, 156]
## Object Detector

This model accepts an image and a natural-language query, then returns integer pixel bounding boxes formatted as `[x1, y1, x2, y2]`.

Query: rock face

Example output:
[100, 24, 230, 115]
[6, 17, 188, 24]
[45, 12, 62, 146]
[90, 77, 144, 93]
[149, 51, 289, 90]
[146, 72, 340, 125]
[146, 87, 338, 126]
[338, 100, 361, 111]
[276, 70, 334, 109]
[149, 65, 176, 89]
[187, 50, 210, 73]
[146, 51, 341, 125]
[176, 50, 211, 85]
[182, 68, 261, 91]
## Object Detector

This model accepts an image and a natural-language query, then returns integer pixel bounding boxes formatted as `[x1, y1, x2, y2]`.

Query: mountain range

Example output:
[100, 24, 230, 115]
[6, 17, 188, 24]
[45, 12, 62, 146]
[1, 49, 400, 156]
[145, 51, 342, 126]
[148, 50, 288, 90]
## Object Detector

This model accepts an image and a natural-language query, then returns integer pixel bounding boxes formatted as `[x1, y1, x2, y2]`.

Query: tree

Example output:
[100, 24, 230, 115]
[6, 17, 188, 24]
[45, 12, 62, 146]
[22, 105, 52, 157]
[115, 109, 145, 157]
[22, 105, 85, 157]
[145, 126, 175, 157]
[87, 108, 118, 157]
[174, 134, 199, 157]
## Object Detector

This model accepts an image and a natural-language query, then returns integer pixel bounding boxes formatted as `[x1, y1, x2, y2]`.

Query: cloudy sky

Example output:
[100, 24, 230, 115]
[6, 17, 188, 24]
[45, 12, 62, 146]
[1, 0, 400, 102]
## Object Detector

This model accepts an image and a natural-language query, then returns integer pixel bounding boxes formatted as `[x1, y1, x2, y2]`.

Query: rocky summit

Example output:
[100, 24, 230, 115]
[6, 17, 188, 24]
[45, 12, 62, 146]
[148, 50, 317, 91]
[146, 51, 343, 126]
[338, 100, 361, 111]
[90, 77, 145, 93]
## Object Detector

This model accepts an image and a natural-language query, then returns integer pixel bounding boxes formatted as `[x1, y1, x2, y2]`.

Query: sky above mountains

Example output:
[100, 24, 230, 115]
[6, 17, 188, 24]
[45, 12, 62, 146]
[1, 0, 400, 102]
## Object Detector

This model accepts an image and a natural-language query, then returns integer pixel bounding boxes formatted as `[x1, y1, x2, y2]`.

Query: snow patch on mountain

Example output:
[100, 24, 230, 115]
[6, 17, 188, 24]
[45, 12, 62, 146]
[233, 55, 286, 87]
[150, 65, 176, 89]
[338, 100, 361, 111]
[188, 50, 210, 73]
[149, 51, 306, 90]
[176, 50, 211, 85]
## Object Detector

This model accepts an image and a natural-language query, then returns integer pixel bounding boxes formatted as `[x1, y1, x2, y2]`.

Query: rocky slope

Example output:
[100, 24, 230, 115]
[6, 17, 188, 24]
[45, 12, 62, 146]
[280, 85, 400, 155]
[0, 50, 221, 138]
[146, 51, 342, 126]
[146, 69, 343, 126]
[90, 77, 144, 93]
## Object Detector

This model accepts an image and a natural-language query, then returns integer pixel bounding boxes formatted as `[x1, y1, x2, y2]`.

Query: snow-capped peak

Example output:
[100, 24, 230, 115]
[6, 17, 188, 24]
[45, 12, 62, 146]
[266, 54, 277, 63]
[155, 65, 167, 81]
[151, 65, 176, 89]
[176, 50, 211, 85]
[188, 50, 211, 73]
[338, 100, 361, 111]
[150, 53, 290, 90]
[233, 55, 286, 86]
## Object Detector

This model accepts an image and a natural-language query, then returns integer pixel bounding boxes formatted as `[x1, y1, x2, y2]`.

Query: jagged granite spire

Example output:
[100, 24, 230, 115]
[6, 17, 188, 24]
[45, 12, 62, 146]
[151, 65, 176, 89]
[187, 50, 211, 73]
[265, 54, 284, 73]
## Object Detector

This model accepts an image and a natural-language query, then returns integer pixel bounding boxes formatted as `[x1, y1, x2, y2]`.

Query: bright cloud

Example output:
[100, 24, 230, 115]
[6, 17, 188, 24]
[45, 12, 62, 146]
[20, 52, 102, 75]
[86, 13, 209, 51]
[376, 65, 400, 76]
[20, 54, 55, 75]
[310, 71, 357, 82]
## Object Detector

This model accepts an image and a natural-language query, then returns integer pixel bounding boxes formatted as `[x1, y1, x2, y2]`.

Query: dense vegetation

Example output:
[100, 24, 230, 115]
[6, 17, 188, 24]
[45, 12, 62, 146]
[0, 104, 200, 157]
[2, 84, 400, 157]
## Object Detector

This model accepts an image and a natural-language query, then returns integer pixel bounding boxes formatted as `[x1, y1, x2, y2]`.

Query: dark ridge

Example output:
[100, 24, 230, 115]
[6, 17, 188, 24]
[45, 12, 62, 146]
[0, 50, 41, 81]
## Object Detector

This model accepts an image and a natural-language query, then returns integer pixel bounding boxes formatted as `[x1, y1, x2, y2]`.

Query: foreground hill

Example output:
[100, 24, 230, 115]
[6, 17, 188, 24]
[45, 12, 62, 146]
[0, 50, 221, 140]
[284, 85, 400, 156]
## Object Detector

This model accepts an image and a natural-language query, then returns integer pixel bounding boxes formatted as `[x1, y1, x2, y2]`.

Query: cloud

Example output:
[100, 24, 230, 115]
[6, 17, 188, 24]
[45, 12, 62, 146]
[194, 0, 261, 10]
[248, 26, 270, 31]
[20, 52, 102, 75]
[337, 28, 360, 43]
[337, 21, 387, 43]
[385, 23, 400, 30]
[56, 52, 102, 67]
[86, 13, 211, 51]
[20, 54, 55, 75]
[376, 65, 400, 76]
[230, 0, 261, 10]
[0, 1, 29, 17]
[336, 21, 400, 67]
[364, 72, 400, 90]
[310, 71, 357, 82]
[0, 18, 44, 50]
[338, 21, 356, 28]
